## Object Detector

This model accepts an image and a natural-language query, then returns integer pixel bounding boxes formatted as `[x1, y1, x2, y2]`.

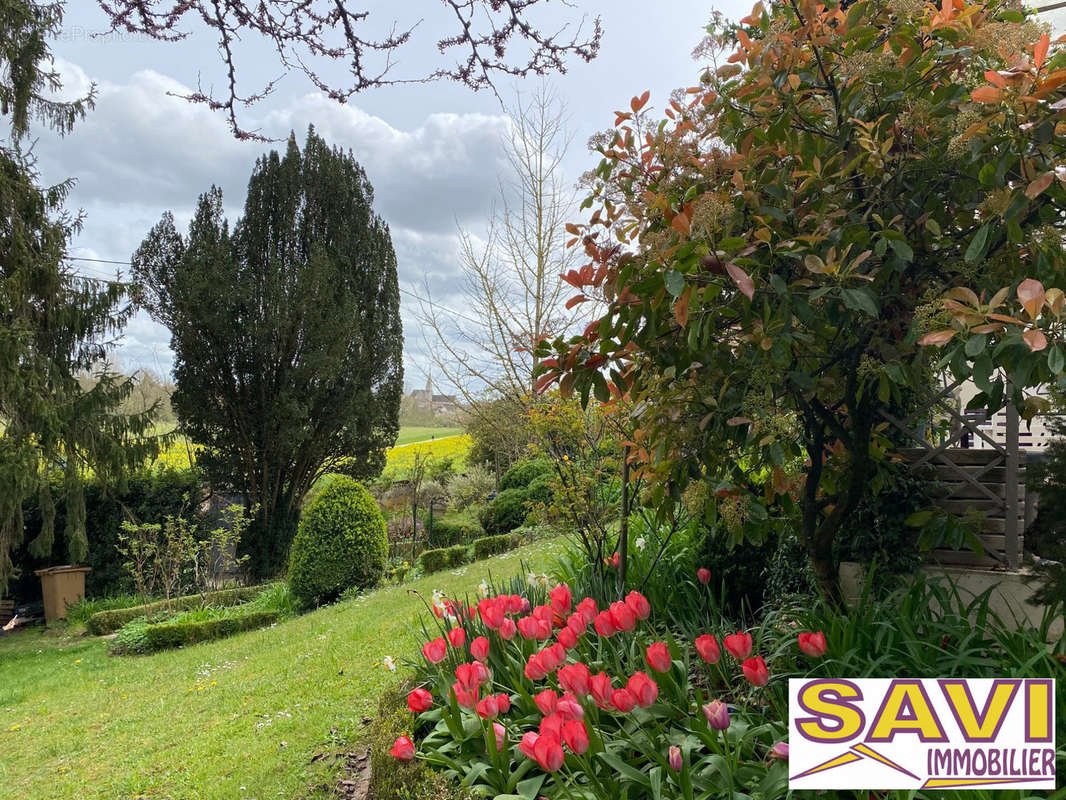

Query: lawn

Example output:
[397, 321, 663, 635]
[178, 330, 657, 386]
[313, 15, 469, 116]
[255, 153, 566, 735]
[392, 427, 463, 447]
[0, 538, 563, 800]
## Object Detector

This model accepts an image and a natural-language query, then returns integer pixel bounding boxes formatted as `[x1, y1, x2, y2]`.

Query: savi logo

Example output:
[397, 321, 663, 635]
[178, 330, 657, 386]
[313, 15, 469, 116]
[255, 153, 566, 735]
[788, 678, 1056, 790]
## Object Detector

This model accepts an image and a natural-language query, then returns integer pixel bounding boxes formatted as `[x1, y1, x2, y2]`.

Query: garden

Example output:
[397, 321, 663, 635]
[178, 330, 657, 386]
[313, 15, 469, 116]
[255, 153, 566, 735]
[4, 0, 1066, 798]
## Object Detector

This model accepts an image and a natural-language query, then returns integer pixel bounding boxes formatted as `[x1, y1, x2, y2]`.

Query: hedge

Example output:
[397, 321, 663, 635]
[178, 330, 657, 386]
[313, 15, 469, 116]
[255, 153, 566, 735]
[498, 458, 552, 492]
[419, 547, 449, 574]
[110, 610, 278, 655]
[425, 520, 479, 549]
[445, 545, 469, 568]
[87, 585, 265, 635]
[472, 534, 519, 560]
[477, 488, 530, 537]
[368, 682, 474, 800]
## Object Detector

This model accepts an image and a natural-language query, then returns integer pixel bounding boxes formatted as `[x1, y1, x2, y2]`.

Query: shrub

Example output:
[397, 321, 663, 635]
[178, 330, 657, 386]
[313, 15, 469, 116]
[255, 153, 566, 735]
[498, 458, 552, 492]
[110, 610, 278, 655]
[444, 545, 469, 568]
[368, 682, 474, 800]
[524, 471, 554, 507]
[86, 585, 265, 635]
[478, 489, 529, 537]
[420, 548, 449, 574]
[447, 464, 495, 510]
[289, 477, 387, 606]
[472, 534, 514, 560]
[425, 520, 476, 549]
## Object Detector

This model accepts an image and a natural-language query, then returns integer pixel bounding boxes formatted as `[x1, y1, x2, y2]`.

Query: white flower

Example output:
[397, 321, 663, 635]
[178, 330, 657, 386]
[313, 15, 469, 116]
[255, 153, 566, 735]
[635, 536, 647, 551]
[527, 572, 539, 587]
[477, 580, 490, 597]
[382, 655, 397, 672]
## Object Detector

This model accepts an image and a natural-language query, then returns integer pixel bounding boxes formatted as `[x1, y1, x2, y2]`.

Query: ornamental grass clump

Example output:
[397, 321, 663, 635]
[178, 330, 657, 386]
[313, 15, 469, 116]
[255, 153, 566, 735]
[390, 578, 812, 799]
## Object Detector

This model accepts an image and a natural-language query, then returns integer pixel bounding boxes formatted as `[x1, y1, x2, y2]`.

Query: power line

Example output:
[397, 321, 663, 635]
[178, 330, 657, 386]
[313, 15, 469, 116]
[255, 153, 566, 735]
[63, 254, 483, 326]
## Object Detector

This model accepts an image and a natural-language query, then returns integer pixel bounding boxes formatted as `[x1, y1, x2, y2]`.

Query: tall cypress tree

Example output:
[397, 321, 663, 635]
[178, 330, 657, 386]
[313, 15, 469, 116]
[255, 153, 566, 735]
[133, 129, 404, 577]
[0, 1, 159, 595]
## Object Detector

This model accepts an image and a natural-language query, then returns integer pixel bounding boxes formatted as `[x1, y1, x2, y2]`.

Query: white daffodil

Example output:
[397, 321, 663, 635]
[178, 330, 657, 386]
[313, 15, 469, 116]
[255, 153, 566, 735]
[478, 580, 490, 597]
[382, 655, 397, 672]
[635, 536, 647, 551]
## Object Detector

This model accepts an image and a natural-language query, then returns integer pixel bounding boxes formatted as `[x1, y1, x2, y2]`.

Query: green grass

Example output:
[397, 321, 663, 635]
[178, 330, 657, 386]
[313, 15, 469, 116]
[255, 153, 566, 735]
[0, 538, 563, 800]
[393, 426, 463, 446]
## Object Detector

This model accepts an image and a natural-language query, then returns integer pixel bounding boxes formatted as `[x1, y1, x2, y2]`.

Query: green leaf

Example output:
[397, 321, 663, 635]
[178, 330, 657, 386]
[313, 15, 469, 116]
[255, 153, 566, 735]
[887, 238, 914, 262]
[1049, 345, 1065, 375]
[964, 224, 990, 264]
[592, 372, 610, 403]
[964, 334, 988, 358]
[905, 510, 935, 528]
[719, 236, 747, 250]
[841, 287, 879, 317]
[516, 775, 546, 799]
[664, 269, 685, 298]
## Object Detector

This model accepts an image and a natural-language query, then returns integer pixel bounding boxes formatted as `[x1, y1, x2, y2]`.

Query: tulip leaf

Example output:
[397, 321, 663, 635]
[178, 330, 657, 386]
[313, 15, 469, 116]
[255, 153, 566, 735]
[515, 775, 545, 799]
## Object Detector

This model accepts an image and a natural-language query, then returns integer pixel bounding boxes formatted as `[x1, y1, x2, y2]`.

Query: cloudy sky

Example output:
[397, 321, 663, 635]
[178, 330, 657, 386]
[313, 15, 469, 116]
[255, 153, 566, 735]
[41, 1, 751, 390]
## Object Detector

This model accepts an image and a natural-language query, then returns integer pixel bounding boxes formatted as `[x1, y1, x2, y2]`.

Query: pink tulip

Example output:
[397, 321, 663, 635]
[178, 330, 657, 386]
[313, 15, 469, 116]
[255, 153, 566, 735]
[557, 662, 591, 696]
[703, 699, 730, 730]
[645, 642, 671, 673]
[611, 688, 637, 712]
[447, 627, 466, 648]
[695, 633, 721, 664]
[493, 722, 506, 751]
[626, 671, 659, 707]
[562, 719, 589, 754]
[668, 745, 682, 771]
[534, 689, 558, 716]
[770, 741, 789, 760]
[697, 567, 711, 585]
[519, 731, 540, 759]
[498, 617, 517, 640]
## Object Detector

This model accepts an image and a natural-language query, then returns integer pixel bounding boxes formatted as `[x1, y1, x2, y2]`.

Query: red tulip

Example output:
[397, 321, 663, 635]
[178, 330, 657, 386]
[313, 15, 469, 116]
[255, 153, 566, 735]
[555, 692, 584, 720]
[590, 671, 613, 708]
[533, 734, 565, 772]
[723, 631, 752, 660]
[495, 693, 511, 713]
[742, 655, 770, 687]
[694, 633, 721, 664]
[539, 713, 564, 740]
[697, 567, 711, 585]
[406, 688, 433, 713]
[476, 695, 500, 719]
[557, 627, 578, 649]
[505, 594, 524, 614]
[492, 722, 506, 751]
[470, 636, 490, 662]
[447, 627, 466, 649]
[627, 671, 659, 707]
[562, 719, 589, 754]
[668, 745, 682, 771]
[478, 597, 506, 629]
[519, 731, 539, 759]
[645, 642, 672, 673]
[455, 662, 486, 691]
[609, 601, 637, 632]
[525, 652, 550, 681]
[610, 688, 637, 712]
[702, 699, 730, 730]
[798, 631, 827, 658]
[624, 591, 651, 620]
[532, 604, 553, 624]
[566, 612, 587, 636]
[498, 617, 517, 640]
[610, 551, 621, 568]
[549, 584, 573, 615]
[390, 735, 415, 761]
[576, 597, 598, 623]
[451, 681, 478, 709]
[534, 689, 558, 716]
[422, 637, 447, 664]
[557, 662, 591, 696]
[517, 616, 541, 640]
[593, 611, 617, 637]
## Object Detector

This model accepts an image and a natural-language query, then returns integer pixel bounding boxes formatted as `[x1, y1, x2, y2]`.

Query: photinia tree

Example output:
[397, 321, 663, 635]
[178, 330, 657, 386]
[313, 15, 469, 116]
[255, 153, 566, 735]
[536, 0, 1066, 602]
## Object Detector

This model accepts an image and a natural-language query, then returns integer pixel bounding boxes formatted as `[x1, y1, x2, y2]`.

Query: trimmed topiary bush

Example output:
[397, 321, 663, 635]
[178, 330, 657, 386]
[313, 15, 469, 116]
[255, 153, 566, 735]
[289, 477, 387, 606]
[426, 520, 478, 549]
[525, 471, 554, 507]
[419, 548, 449, 574]
[498, 458, 552, 492]
[477, 488, 529, 536]
[110, 611, 279, 655]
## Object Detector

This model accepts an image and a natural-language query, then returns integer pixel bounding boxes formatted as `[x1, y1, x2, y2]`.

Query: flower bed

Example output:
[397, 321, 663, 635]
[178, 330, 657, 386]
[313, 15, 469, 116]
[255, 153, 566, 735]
[387, 577, 809, 798]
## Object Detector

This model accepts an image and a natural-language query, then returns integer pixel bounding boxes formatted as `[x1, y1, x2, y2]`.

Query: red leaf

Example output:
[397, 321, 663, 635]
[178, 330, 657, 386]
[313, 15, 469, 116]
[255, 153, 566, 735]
[565, 294, 588, 310]
[984, 70, 1008, 88]
[1036, 34, 1050, 70]
[725, 263, 754, 300]
[673, 288, 690, 328]
[1023, 328, 1048, 352]
[918, 330, 957, 346]
[1026, 172, 1054, 199]
[971, 86, 1004, 103]
[630, 91, 650, 113]
[1018, 278, 1046, 318]
[670, 212, 691, 235]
